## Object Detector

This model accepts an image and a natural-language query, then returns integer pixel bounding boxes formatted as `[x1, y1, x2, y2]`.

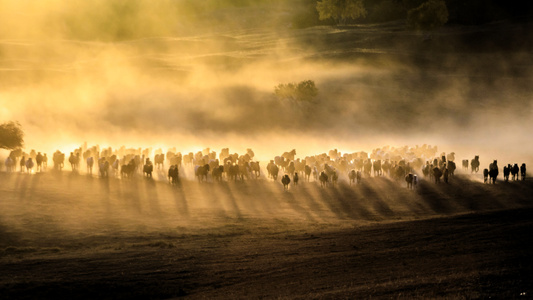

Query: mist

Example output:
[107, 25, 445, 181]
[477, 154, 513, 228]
[1, 0, 532, 165]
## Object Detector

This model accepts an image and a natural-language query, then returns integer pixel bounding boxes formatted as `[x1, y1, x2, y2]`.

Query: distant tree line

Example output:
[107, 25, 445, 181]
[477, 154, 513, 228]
[306, 0, 533, 28]
[21, 0, 532, 41]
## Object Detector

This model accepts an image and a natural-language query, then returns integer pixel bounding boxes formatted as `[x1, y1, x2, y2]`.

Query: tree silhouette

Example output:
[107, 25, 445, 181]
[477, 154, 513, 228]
[0, 121, 24, 150]
[407, 0, 448, 30]
[274, 80, 318, 102]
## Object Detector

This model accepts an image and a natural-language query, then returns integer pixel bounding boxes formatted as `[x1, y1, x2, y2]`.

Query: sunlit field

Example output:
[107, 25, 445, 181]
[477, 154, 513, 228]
[1, 1, 533, 298]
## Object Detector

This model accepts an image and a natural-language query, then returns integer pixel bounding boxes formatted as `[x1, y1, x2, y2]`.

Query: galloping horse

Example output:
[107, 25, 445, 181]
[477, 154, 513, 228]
[195, 164, 210, 182]
[349, 170, 357, 185]
[143, 158, 154, 178]
[304, 165, 312, 182]
[281, 174, 291, 190]
[319, 171, 328, 187]
[488, 160, 499, 184]
[121, 159, 136, 178]
[511, 164, 519, 181]
[168, 165, 179, 185]
[405, 173, 414, 189]
[471, 156, 480, 173]
[250, 161, 260, 178]
[86, 157, 94, 175]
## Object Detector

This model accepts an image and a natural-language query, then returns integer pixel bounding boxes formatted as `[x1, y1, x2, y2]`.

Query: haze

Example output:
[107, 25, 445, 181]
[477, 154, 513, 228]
[1, 0, 532, 164]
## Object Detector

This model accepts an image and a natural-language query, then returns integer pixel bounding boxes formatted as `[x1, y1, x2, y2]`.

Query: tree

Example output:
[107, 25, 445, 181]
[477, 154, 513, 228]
[0, 121, 24, 150]
[407, 0, 448, 30]
[275, 80, 318, 102]
[316, 0, 367, 24]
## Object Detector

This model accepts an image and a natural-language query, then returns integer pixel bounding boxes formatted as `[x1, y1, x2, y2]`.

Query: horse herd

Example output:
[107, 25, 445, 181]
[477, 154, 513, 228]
[2, 145, 528, 190]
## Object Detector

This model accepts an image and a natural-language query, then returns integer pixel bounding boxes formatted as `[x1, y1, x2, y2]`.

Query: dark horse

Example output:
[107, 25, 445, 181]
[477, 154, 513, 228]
[348, 169, 357, 185]
[489, 160, 499, 184]
[471, 156, 480, 173]
[143, 158, 153, 178]
[405, 173, 414, 189]
[281, 174, 291, 190]
[511, 164, 519, 181]
[121, 159, 136, 178]
[319, 171, 328, 187]
[168, 165, 179, 185]
[195, 164, 210, 182]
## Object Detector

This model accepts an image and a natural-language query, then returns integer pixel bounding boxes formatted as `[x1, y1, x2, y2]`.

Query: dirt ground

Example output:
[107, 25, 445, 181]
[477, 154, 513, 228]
[1, 169, 532, 299]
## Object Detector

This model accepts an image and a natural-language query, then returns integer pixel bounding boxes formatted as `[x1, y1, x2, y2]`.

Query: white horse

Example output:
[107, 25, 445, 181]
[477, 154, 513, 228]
[4, 157, 14, 172]
[86, 157, 94, 175]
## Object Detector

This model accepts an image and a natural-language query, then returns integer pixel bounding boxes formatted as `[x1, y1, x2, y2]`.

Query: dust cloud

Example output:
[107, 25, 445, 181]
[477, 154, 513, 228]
[1, 0, 532, 165]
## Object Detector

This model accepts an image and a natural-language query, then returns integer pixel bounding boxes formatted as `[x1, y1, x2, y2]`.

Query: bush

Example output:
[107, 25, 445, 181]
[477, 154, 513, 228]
[316, 0, 367, 24]
[274, 80, 318, 102]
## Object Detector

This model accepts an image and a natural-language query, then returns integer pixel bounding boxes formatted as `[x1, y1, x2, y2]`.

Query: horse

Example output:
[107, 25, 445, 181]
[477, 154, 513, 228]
[86, 157, 94, 175]
[143, 158, 154, 178]
[432, 167, 442, 184]
[349, 170, 357, 185]
[239, 162, 251, 180]
[19, 156, 26, 172]
[503, 165, 510, 182]
[363, 160, 372, 177]
[489, 160, 499, 184]
[53, 151, 64, 170]
[99, 159, 109, 177]
[268, 163, 279, 180]
[212, 165, 224, 182]
[304, 165, 312, 182]
[168, 165, 179, 185]
[319, 171, 328, 187]
[195, 164, 210, 182]
[68, 152, 79, 172]
[25, 158, 34, 173]
[154, 154, 165, 170]
[373, 160, 382, 177]
[286, 162, 295, 176]
[331, 170, 338, 186]
[405, 173, 414, 189]
[35, 152, 44, 172]
[483, 168, 489, 183]
[112, 159, 120, 175]
[250, 161, 260, 178]
[293, 173, 299, 185]
[471, 156, 480, 173]
[511, 164, 519, 181]
[282, 149, 296, 161]
[447, 152, 455, 162]
[521, 163, 527, 181]
[121, 160, 136, 178]
[462, 159, 469, 171]
[447, 161, 456, 176]
[281, 174, 291, 190]
[4, 157, 14, 172]
[228, 164, 241, 182]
